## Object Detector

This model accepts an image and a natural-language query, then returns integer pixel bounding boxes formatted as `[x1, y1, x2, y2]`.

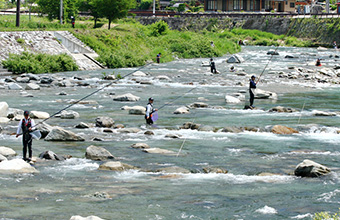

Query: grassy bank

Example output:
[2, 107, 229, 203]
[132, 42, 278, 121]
[0, 15, 313, 71]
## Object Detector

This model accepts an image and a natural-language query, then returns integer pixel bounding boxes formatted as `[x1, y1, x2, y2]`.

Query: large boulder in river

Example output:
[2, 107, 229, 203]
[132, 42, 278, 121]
[0, 146, 16, 157]
[30, 111, 50, 119]
[225, 95, 241, 104]
[39, 150, 65, 160]
[8, 83, 22, 90]
[0, 159, 38, 174]
[128, 106, 145, 115]
[85, 145, 114, 161]
[98, 161, 137, 171]
[25, 83, 40, 90]
[226, 54, 244, 63]
[271, 125, 298, 134]
[132, 71, 147, 77]
[142, 148, 176, 155]
[0, 154, 7, 162]
[95, 117, 114, 128]
[294, 159, 331, 177]
[0, 102, 9, 117]
[112, 93, 140, 102]
[70, 216, 104, 220]
[35, 122, 53, 138]
[174, 106, 190, 114]
[254, 89, 278, 100]
[60, 110, 79, 119]
[44, 127, 85, 141]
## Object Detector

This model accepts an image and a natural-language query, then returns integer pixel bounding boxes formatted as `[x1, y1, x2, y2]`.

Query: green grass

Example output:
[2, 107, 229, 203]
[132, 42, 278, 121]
[2, 52, 78, 74]
[0, 14, 315, 70]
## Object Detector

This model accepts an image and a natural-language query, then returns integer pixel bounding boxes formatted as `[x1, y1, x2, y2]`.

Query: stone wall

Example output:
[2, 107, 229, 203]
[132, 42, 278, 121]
[136, 16, 340, 46]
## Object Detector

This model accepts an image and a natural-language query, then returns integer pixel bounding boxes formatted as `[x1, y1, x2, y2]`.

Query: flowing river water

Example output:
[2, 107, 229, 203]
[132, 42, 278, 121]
[1, 46, 340, 220]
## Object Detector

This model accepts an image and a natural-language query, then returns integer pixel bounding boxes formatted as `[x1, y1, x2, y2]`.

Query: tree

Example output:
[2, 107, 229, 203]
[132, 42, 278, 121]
[78, 0, 102, 27]
[96, 0, 135, 29]
[37, 0, 78, 22]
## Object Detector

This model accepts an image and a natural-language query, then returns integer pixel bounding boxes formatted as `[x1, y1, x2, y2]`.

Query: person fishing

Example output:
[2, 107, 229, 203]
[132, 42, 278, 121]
[156, 53, 161, 64]
[16, 110, 35, 162]
[249, 75, 257, 109]
[145, 97, 158, 125]
[315, 58, 322, 66]
[210, 58, 217, 74]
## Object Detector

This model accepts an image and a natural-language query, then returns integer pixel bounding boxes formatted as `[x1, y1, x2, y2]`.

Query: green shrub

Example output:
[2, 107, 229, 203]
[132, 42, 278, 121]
[314, 209, 340, 220]
[2, 52, 78, 74]
[16, 38, 25, 44]
[149, 20, 169, 37]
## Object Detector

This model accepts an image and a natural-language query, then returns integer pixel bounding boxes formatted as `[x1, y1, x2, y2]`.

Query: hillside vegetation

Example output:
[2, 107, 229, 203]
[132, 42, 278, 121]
[0, 15, 313, 71]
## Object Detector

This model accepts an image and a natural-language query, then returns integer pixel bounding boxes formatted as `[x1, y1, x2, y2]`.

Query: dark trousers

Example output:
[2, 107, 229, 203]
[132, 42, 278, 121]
[145, 115, 153, 125]
[249, 89, 255, 106]
[23, 137, 32, 159]
[211, 67, 216, 73]
[156, 58, 160, 63]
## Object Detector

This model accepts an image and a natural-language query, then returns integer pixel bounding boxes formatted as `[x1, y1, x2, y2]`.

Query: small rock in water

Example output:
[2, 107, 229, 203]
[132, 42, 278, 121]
[294, 159, 331, 177]
[130, 143, 150, 149]
[271, 125, 298, 135]
[39, 150, 65, 160]
[75, 122, 90, 129]
[58, 91, 68, 95]
[144, 130, 154, 135]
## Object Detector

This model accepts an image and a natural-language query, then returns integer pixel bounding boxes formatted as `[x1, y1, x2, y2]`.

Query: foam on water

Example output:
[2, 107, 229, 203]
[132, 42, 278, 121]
[255, 205, 278, 214]
[180, 173, 294, 184]
[290, 213, 314, 219]
[317, 189, 340, 203]
[45, 158, 99, 172]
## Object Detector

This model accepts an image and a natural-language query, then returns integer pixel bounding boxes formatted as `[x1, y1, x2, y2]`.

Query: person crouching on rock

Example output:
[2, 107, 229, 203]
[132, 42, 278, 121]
[16, 110, 35, 162]
[145, 97, 157, 125]
[315, 58, 322, 66]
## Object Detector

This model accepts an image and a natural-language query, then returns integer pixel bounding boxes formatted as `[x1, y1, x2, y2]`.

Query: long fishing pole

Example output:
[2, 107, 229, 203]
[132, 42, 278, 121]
[256, 18, 299, 84]
[297, 101, 306, 124]
[157, 86, 197, 111]
[15, 61, 154, 136]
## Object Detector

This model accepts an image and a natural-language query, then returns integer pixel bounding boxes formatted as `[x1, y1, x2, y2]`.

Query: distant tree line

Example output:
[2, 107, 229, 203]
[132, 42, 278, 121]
[36, 0, 135, 29]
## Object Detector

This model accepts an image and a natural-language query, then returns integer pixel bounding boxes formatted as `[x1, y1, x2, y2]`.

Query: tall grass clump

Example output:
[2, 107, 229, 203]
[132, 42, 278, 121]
[2, 52, 78, 74]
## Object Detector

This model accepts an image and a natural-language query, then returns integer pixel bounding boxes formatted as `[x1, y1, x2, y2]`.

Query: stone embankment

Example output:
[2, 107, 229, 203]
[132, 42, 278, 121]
[137, 16, 340, 46]
[0, 31, 103, 71]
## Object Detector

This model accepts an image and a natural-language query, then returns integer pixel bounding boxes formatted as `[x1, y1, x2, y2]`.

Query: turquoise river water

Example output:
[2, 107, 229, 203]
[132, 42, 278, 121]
[1, 46, 340, 220]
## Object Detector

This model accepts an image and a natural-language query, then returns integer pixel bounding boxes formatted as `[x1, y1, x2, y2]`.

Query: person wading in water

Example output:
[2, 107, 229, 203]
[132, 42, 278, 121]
[16, 110, 35, 162]
[145, 97, 158, 125]
[249, 75, 257, 109]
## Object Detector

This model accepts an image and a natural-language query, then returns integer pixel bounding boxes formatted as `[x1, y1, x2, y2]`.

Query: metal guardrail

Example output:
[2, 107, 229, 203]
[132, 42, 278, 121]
[132, 11, 340, 18]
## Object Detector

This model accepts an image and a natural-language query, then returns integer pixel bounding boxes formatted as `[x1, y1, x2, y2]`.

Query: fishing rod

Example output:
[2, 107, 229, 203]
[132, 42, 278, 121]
[297, 101, 306, 124]
[157, 86, 197, 111]
[15, 61, 154, 136]
[256, 18, 300, 84]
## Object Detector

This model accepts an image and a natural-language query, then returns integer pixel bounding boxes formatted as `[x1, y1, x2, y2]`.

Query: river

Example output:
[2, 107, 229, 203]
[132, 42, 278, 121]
[0, 46, 340, 220]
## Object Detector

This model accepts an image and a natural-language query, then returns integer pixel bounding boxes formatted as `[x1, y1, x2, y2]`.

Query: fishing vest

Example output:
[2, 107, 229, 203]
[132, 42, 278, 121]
[21, 118, 32, 140]
[146, 103, 153, 117]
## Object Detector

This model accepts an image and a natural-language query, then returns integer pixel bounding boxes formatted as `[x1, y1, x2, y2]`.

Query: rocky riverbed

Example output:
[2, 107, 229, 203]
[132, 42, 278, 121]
[0, 45, 340, 219]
